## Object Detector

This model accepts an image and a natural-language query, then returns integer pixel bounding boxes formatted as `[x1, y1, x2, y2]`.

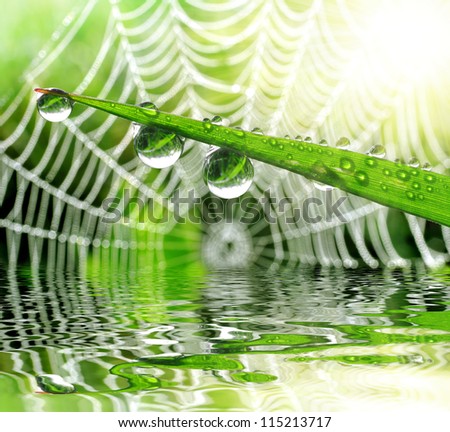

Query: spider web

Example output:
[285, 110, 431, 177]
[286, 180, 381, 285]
[1, 0, 449, 270]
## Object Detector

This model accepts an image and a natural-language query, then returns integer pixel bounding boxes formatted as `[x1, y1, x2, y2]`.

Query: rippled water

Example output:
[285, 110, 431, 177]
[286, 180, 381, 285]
[1, 259, 450, 411]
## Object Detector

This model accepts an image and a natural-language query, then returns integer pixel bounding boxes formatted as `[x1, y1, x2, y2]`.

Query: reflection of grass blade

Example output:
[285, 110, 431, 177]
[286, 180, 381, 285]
[35, 88, 450, 227]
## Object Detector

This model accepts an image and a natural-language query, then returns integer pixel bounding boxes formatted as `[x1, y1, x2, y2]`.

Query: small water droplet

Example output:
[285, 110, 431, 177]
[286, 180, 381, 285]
[380, 183, 388, 192]
[284, 134, 290, 139]
[140, 101, 157, 110]
[304, 136, 312, 142]
[269, 138, 277, 146]
[319, 139, 328, 146]
[396, 170, 410, 181]
[287, 154, 293, 160]
[408, 157, 420, 168]
[336, 137, 350, 147]
[365, 158, 377, 167]
[278, 144, 284, 150]
[405, 191, 415, 200]
[203, 118, 213, 131]
[340, 157, 355, 172]
[36, 374, 75, 394]
[36, 88, 73, 122]
[233, 127, 245, 137]
[251, 127, 264, 135]
[314, 181, 334, 191]
[202, 148, 254, 199]
[412, 181, 420, 190]
[426, 185, 434, 193]
[422, 162, 432, 171]
[134, 126, 183, 168]
[354, 170, 369, 186]
[424, 173, 436, 183]
[211, 115, 222, 124]
[367, 145, 386, 158]
[295, 135, 302, 141]
[383, 168, 392, 176]
[418, 193, 424, 200]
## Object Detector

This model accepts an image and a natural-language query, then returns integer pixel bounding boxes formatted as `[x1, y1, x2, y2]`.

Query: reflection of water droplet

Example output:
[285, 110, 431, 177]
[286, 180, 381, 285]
[408, 157, 420, 168]
[367, 145, 385, 158]
[36, 89, 73, 122]
[336, 137, 350, 147]
[203, 148, 254, 199]
[231, 371, 277, 384]
[134, 126, 183, 168]
[251, 127, 264, 135]
[36, 374, 75, 394]
[340, 157, 355, 172]
[354, 170, 369, 186]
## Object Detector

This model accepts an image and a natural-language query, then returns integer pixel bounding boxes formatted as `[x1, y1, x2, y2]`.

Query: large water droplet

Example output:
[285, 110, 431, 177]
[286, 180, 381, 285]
[36, 374, 75, 394]
[367, 145, 386, 158]
[203, 148, 254, 199]
[36, 88, 73, 122]
[134, 126, 183, 169]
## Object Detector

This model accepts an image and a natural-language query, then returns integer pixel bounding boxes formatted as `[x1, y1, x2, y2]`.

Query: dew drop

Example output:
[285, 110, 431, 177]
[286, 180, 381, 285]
[418, 193, 424, 200]
[367, 145, 386, 158]
[233, 127, 245, 137]
[354, 170, 369, 186]
[36, 88, 73, 122]
[422, 162, 432, 171]
[396, 170, 410, 181]
[133, 101, 158, 137]
[251, 127, 264, 135]
[295, 135, 303, 141]
[426, 185, 434, 193]
[36, 374, 75, 394]
[287, 153, 293, 160]
[314, 181, 334, 192]
[424, 173, 436, 183]
[211, 115, 222, 124]
[383, 168, 392, 176]
[202, 148, 254, 199]
[405, 191, 415, 200]
[203, 118, 213, 131]
[319, 139, 328, 146]
[269, 138, 277, 146]
[278, 144, 284, 150]
[380, 183, 388, 192]
[304, 136, 312, 142]
[340, 157, 355, 172]
[134, 126, 183, 169]
[408, 157, 420, 168]
[336, 137, 350, 148]
[365, 158, 377, 167]
[412, 181, 420, 190]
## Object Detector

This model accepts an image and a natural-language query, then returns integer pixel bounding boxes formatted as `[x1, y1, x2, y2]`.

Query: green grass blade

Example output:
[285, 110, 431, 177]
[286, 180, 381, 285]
[35, 88, 450, 227]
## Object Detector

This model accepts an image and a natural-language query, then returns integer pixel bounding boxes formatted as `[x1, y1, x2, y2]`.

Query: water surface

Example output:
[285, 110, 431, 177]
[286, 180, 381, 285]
[1, 261, 450, 411]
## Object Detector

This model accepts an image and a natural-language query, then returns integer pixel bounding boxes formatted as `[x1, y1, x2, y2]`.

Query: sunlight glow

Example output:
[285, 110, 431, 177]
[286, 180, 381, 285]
[363, 0, 450, 80]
